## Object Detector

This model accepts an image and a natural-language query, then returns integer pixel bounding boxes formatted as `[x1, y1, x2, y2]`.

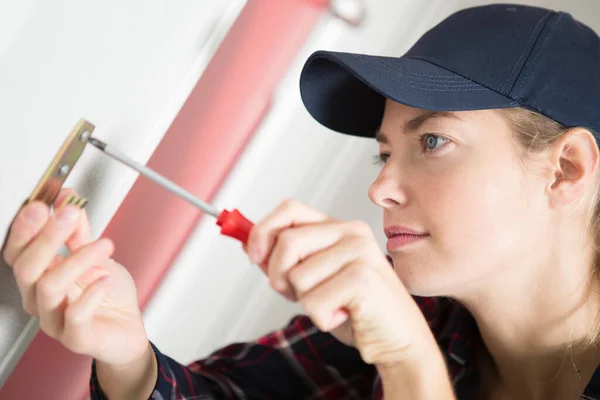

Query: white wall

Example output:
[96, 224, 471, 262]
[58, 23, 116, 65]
[0, 0, 246, 384]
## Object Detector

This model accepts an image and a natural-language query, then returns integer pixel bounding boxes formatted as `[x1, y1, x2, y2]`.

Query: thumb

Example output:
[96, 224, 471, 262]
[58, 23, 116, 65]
[243, 242, 269, 275]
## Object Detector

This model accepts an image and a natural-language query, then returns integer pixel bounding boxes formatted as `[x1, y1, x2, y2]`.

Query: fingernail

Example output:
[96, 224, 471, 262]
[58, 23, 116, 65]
[56, 205, 80, 223]
[250, 243, 262, 264]
[98, 238, 114, 253]
[23, 204, 45, 224]
[331, 310, 348, 329]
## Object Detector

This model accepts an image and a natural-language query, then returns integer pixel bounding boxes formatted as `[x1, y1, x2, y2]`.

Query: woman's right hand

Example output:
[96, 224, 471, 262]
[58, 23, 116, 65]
[1, 189, 149, 367]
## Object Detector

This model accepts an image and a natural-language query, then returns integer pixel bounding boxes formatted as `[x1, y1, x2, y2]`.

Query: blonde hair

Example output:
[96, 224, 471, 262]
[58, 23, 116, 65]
[498, 107, 600, 345]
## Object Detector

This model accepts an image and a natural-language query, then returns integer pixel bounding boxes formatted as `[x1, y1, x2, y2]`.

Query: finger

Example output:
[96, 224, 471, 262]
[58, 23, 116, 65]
[267, 221, 348, 298]
[268, 220, 372, 298]
[2, 201, 50, 266]
[39, 239, 113, 305]
[1, 198, 30, 263]
[248, 199, 330, 266]
[243, 243, 269, 276]
[53, 188, 92, 251]
[62, 274, 113, 354]
[242, 242, 265, 272]
[300, 260, 365, 332]
[17, 254, 65, 317]
[12, 204, 83, 311]
[75, 264, 112, 289]
[36, 239, 114, 338]
[287, 236, 364, 298]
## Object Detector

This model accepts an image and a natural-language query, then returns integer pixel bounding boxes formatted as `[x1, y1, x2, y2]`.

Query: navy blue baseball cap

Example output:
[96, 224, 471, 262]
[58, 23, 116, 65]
[299, 4, 600, 138]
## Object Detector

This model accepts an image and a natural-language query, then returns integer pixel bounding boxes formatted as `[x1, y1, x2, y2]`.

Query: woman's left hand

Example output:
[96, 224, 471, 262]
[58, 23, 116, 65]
[245, 199, 440, 370]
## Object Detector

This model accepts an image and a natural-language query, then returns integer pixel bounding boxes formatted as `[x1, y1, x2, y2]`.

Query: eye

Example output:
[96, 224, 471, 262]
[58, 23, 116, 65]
[419, 134, 450, 153]
[372, 153, 390, 165]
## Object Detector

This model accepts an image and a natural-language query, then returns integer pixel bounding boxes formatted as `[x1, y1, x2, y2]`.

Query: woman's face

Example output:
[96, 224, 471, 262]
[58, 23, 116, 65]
[369, 99, 551, 297]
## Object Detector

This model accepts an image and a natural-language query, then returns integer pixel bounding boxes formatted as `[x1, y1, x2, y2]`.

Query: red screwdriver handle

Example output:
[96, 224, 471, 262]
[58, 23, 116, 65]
[216, 208, 254, 244]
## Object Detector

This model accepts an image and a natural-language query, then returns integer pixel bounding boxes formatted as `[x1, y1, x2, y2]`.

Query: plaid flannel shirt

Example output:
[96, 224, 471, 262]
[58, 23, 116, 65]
[90, 296, 600, 399]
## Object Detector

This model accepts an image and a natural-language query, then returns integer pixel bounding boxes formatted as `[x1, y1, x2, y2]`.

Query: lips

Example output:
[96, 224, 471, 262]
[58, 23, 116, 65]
[384, 226, 429, 252]
[384, 226, 428, 238]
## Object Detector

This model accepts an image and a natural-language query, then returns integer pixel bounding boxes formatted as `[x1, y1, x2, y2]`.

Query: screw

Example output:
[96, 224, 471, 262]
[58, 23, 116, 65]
[59, 164, 70, 176]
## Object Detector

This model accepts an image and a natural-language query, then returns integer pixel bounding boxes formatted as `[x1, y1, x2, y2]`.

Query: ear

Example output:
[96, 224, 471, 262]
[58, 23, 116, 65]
[548, 128, 599, 208]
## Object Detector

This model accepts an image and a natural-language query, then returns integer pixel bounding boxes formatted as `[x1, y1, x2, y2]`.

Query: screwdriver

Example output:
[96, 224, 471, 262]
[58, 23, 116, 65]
[87, 137, 254, 244]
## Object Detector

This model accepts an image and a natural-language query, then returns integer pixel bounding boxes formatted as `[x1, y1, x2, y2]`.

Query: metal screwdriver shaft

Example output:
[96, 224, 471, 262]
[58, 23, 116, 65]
[87, 137, 220, 218]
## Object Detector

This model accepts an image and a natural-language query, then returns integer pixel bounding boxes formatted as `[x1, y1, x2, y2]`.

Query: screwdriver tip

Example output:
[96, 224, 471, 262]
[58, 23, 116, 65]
[87, 137, 106, 150]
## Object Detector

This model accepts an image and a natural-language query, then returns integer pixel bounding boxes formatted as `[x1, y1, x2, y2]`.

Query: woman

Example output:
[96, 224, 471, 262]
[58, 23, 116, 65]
[4, 3, 600, 399]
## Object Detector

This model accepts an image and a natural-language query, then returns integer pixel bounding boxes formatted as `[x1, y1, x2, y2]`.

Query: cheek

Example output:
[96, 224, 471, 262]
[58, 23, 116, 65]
[418, 155, 533, 265]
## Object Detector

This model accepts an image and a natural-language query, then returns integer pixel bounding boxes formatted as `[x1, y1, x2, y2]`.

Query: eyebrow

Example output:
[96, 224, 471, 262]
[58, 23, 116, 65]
[375, 111, 462, 144]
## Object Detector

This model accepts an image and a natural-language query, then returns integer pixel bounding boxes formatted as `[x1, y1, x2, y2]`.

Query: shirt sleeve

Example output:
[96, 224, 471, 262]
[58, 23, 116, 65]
[89, 315, 376, 400]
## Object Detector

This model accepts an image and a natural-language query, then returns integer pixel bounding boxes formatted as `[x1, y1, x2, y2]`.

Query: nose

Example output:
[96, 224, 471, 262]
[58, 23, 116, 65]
[368, 164, 407, 209]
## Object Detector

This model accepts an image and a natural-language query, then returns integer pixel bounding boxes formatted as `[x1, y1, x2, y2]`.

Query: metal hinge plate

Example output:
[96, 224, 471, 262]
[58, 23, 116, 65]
[28, 119, 95, 206]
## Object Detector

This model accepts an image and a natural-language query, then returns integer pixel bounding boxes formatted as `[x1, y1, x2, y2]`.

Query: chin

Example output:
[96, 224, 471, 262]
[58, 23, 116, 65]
[391, 257, 457, 298]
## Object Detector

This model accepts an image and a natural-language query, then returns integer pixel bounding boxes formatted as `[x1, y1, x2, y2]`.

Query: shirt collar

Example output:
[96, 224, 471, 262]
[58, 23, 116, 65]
[437, 299, 477, 368]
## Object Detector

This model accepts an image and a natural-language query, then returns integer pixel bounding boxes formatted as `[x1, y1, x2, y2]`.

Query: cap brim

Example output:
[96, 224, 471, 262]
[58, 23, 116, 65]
[299, 50, 518, 137]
